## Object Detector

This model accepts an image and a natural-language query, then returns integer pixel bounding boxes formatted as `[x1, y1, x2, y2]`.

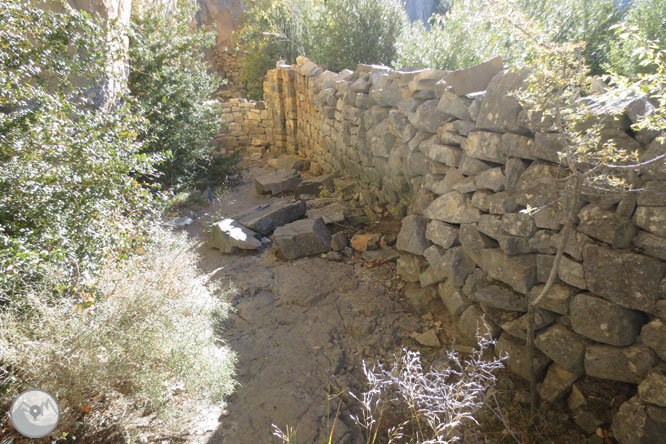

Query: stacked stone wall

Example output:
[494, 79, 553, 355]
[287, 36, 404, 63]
[262, 56, 666, 442]
[209, 47, 246, 100]
[216, 98, 270, 152]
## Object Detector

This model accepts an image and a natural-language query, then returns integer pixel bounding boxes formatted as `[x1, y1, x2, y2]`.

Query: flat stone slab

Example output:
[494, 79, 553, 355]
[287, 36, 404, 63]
[273, 218, 332, 260]
[240, 200, 306, 235]
[210, 219, 262, 253]
[306, 202, 347, 224]
[255, 169, 302, 196]
[267, 155, 310, 171]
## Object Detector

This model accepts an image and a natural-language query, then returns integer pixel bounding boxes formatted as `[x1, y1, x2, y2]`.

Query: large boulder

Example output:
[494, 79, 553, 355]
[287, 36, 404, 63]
[273, 218, 332, 260]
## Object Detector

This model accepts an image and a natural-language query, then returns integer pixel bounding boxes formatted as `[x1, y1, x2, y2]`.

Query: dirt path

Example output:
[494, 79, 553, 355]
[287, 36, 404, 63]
[183, 160, 440, 444]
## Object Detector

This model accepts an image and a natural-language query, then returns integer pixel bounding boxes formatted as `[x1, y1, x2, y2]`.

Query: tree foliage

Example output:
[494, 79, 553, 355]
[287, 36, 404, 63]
[0, 0, 160, 297]
[128, 1, 241, 189]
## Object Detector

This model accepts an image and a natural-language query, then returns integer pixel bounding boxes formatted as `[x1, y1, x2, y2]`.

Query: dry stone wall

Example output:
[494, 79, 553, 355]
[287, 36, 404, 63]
[261, 56, 666, 443]
[216, 98, 270, 153]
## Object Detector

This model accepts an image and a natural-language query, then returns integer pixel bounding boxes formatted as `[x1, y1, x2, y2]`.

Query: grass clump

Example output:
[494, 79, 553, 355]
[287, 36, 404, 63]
[0, 229, 236, 439]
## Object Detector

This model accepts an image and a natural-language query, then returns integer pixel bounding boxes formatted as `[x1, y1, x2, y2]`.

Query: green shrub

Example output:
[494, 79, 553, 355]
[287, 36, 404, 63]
[0, 229, 236, 436]
[306, 0, 408, 72]
[128, 2, 241, 189]
[394, 0, 528, 70]
[0, 0, 160, 296]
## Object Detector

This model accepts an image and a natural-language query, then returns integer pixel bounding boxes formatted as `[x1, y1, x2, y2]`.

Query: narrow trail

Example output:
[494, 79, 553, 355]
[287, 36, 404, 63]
[183, 157, 451, 444]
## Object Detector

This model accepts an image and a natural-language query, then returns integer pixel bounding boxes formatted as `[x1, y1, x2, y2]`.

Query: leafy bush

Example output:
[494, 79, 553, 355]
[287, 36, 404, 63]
[394, 0, 528, 70]
[238, 0, 407, 97]
[128, 2, 241, 189]
[306, 0, 408, 72]
[0, 229, 236, 436]
[0, 0, 160, 296]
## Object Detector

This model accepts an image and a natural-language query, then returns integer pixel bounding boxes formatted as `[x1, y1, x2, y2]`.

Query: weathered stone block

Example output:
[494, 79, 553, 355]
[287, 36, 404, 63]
[477, 250, 536, 294]
[295, 175, 334, 196]
[403, 283, 437, 315]
[408, 99, 452, 133]
[438, 280, 472, 318]
[419, 265, 447, 287]
[459, 224, 496, 264]
[536, 254, 587, 290]
[267, 155, 310, 171]
[476, 69, 529, 134]
[444, 56, 503, 96]
[210, 219, 262, 253]
[459, 304, 501, 341]
[273, 218, 332, 260]
[396, 214, 430, 255]
[458, 154, 494, 176]
[634, 206, 666, 237]
[583, 244, 665, 313]
[424, 192, 481, 224]
[585, 344, 657, 384]
[535, 324, 589, 373]
[638, 366, 666, 407]
[538, 363, 582, 403]
[577, 204, 636, 248]
[528, 283, 576, 315]
[464, 131, 506, 163]
[474, 284, 527, 311]
[612, 396, 666, 444]
[425, 220, 459, 248]
[502, 213, 535, 237]
[475, 167, 505, 192]
[255, 169, 302, 195]
[442, 246, 477, 287]
[397, 253, 426, 282]
[496, 333, 551, 381]
[501, 309, 557, 341]
[640, 319, 666, 362]
[437, 91, 473, 120]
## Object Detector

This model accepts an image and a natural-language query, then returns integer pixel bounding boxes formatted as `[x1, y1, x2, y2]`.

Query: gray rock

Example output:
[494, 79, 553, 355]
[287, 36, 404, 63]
[637, 180, 666, 206]
[438, 280, 472, 318]
[432, 167, 465, 195]
[487, 192, 519, 215]
[501, 133, 538, 160]
[307, 202, 347, 224]
[330, 231, 348, 251]
[529, 230, 557, 255]
[462, 267, 490, 297]
[585, 344, 657, 384]
[476, 69, 529, 134]
[548, 230, 591, 261]
[419, 265, 447, 287]
[538, 363, 582, 403]
[534, 208, 563, 230]
[397, 253, 426, 282]
[638, 365, 666, 407]
[396, 214, 430, 255]
[528, 283, 576, 315]
[295, 175, 334, 196]
[444, 56, 503, 96]
[267, 155, 310, 171]
[475, 167, 505, 192]
[424, 191, 481, 224]
[413, 329, 441, 347]
[458, 154, 494, 176]
[437, 91, 473, 120]
[533, 132, 566, 163]
[273, 218, 332, 260]
[464, 131, 506, 163]
[634, 206, 666, 237]
[536, 254, 587, 289]
[241, 200, 307, 235]
[505, 158, 529, 192]
[569, 294, 647, 346]
[171, 216, 194, 227]
[459, 224, 496, 264]
[501, 309, 557, 341]
[327, 251, 344, 262]
[425, 140, 463, 167]
[639, 138, 666, 181]
[535, 324, 589, 373]
[425, 220, 459, 248]
[612, 396, 666, 444]
[403, 283, 437, 315]
[583, 244, 665, 313]
[452, 176, 477, 194]
[578, 204, 636, 248]
[515, 162, 565, 208]
[362, 248, 400, 262]
[408, 99, 452, 133]
[640, 319, 666, 362]
[502, 213, 535, 237]
[255, 169, 302, 195]
[474, 284, 527, 311]
[442, 246, 477, 287]
[498, 236, 533, 256]
[496, 333, 551, 381]
[459, 304, 502, 341]
[210, 219, 262, 253]
[575, 89, 634, 131]
[477, 250, 536, 294]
